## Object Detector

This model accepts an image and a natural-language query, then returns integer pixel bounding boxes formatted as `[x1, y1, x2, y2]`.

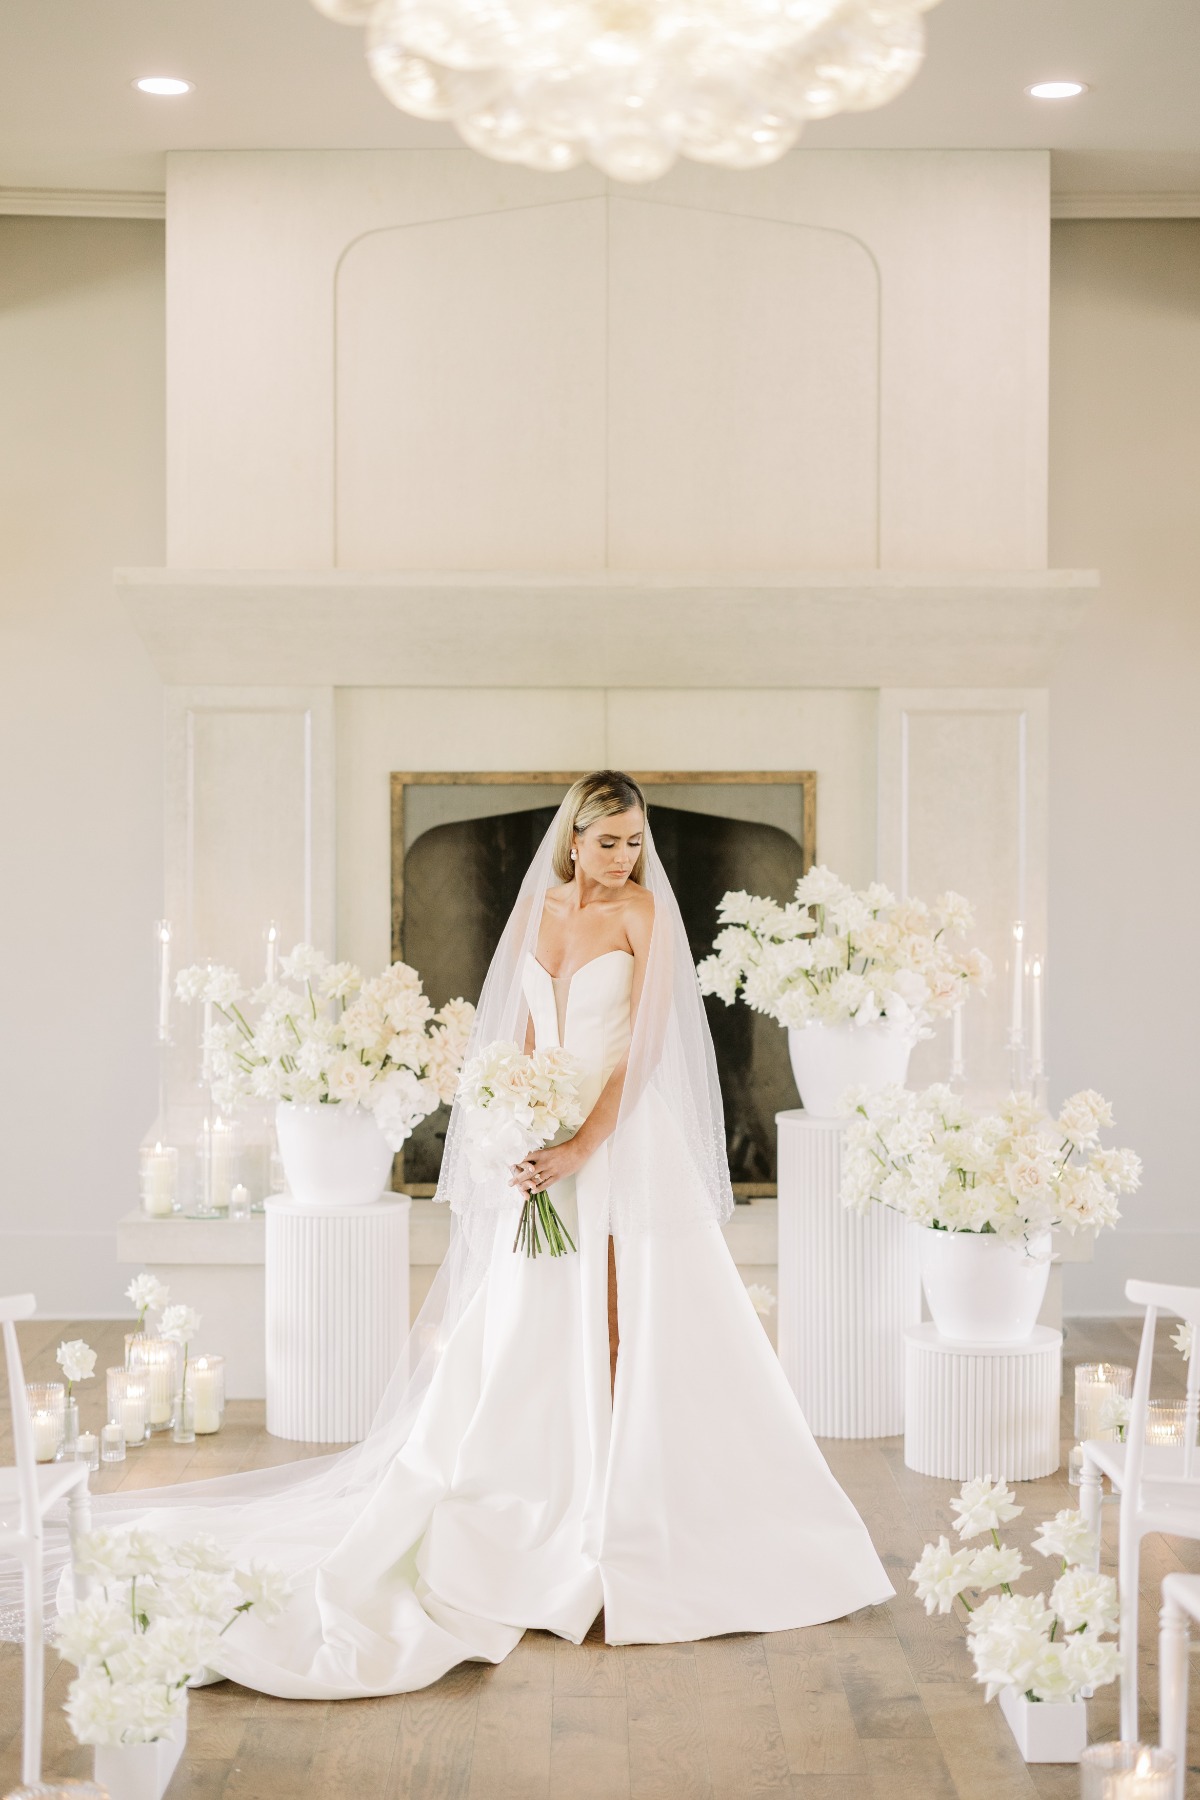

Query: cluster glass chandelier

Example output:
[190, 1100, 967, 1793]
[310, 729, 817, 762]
[313, 0, 941, 183]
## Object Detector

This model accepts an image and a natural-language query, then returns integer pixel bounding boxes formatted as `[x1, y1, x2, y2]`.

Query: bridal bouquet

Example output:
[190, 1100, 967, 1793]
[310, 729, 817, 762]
[840, 1083, 1141, 1240]
[910, 1478, 1121, 1705]
[176, 947, 474, 1150]
[60, 1526, 290, 1746]
[457, 1041, 585, 1256]
[696, 865, 991, 1036]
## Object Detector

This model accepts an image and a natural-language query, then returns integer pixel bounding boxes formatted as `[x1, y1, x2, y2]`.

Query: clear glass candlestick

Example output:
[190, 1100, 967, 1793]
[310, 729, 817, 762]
[1079, 1741, 1174, 1798]
[100, 1420, 126, 1462]
[27, 1382, 65, 1462]
[107, 1366, 148, 1446]
[1074, 1362, 1133, 1441]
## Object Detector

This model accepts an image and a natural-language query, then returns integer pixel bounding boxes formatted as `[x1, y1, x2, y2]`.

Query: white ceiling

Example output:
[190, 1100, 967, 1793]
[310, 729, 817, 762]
[2, 0, 1199, 201]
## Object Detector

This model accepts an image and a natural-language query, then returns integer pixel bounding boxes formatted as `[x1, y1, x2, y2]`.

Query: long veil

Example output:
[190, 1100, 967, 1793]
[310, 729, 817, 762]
[1, 793, 733, 1640]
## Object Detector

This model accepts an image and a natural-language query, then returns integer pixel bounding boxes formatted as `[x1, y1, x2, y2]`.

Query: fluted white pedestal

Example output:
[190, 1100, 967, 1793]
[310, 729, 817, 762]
[265, 1191, 411, 1443]
[903, 1323, 1062, 1480]
[776, 1110, 922, 1438]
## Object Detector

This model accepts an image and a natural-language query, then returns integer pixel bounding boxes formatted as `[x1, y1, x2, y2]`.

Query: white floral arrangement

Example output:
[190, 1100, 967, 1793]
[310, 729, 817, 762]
[176, 946, 475, 1151]
[60, 1526, 290, 1746]
[840, 1082, 1141, 1240]
[697, 866, 992, 1036]
[457, 1041, 585, 1256]
[911, 1478, 1120, 1705]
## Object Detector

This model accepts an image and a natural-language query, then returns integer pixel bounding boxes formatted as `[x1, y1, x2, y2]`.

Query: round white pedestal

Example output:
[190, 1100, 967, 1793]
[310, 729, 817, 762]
[903, 1323, 1062, 1481]
[265, 1191, 411, 1443]
[776, 1110, 922, 1438]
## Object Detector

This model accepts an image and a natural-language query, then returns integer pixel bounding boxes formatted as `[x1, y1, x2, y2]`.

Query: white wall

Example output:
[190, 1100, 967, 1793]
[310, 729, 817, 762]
[1050, 220, 1200, 1314]
[0, 217, 165, 1315]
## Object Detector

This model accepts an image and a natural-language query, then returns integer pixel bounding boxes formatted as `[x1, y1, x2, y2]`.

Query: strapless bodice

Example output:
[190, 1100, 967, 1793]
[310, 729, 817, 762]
[522, 950, 634, 1093]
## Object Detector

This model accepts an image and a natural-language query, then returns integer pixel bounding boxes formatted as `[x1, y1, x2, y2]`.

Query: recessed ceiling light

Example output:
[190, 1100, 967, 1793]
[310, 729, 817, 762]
[133, 76, 194, 97]
[1025, 81, 1088, 100]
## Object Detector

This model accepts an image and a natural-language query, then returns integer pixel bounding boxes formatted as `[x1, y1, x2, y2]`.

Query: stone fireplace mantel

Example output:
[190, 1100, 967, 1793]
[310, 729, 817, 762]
[117, 567, 1096, 690]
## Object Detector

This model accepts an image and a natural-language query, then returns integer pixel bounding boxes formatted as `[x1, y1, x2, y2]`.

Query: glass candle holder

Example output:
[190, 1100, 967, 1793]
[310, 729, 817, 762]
[189, 1353, 225, 1433]
[126, 1336, 177, 1432]
[139, 1141, 179, 1216]
[1079, 1741, 1175, 1799]
[26, 1382, 65, 1462]
[74, 1429, 99, 1472]
[1146, 1398, 1189, 1447]
[1074, 1362, 1133, 1441]
[100, 1420, 126, 1463]
[107, 1366, 148, 1446]
[172, 1381, 195, 1445]
[57, 1395, 80, 1461]
[229, 1181, 252, 1221]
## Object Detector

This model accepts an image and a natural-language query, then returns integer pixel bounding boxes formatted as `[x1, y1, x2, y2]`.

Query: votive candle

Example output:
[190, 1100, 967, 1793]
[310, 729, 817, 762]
[108, 1366, 148, 1445]
[1079, 1741, 1175, 1799]
[139, 1142, 178, 1216]
[32, 1409, 61, 1462]
[190, 1354, 225, 1433]
[74, 1430, 99, 1471]
[229, 1182, 251, 1221]
[1074, 1362, 1133, 1442]
[100, 1421, 125, 1463]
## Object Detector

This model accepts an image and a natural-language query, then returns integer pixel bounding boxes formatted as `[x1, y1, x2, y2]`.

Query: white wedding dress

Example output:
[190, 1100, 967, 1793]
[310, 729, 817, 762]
[64, 948, 894, 1696]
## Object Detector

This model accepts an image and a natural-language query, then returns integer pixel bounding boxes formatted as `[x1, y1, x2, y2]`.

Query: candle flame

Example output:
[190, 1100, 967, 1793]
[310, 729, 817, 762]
[1135, 1748, 1152, 1773]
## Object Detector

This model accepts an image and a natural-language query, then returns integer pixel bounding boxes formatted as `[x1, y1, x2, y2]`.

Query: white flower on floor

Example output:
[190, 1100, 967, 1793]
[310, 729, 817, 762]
[910, 1537, 979, 1615]
[745, 1284, 776, 1316]
[56, 1338, 96, 1394]
[125, 1271, 169, 1328]
[1050, 1568, 1120, 1636]
[158, 1304, 201, 1346]
[951, 1475, 1022, 1539]
[910, 1485, 1118, 1709]
[1032, 1509, 1098, 1569]
[61, 1527, 291, 1747]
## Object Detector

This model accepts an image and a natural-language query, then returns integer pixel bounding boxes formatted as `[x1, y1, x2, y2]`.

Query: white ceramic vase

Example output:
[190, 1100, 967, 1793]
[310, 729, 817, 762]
[998, 1685, 1087, 1763]
[275, 1101, 392, 1208]
[919, 1227, 1053, 1344]
[93, 1691, 188, 1800]
[786, 1018, 915, 1119]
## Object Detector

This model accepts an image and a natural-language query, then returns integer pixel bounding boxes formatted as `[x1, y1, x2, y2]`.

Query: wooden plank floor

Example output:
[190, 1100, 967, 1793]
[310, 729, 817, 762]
[3, 1315, 1200, 1799]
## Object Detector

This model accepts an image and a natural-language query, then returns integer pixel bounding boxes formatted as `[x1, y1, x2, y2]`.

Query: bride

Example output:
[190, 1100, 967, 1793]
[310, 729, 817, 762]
[36, 771, 895, 1696]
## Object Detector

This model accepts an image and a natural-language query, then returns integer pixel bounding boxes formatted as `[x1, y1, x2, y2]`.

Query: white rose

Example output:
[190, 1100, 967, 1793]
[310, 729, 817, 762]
[967, 1544, 1029, 1591]
[951, 1476, 1022, 1540]
[1032, 1508, 1097, 1568]
[1050, 1568, 1119, 1635]
[158, 1304, 201, 1345]
[56, 1338, 97, 1385]
[909, 1535, 978, 1615]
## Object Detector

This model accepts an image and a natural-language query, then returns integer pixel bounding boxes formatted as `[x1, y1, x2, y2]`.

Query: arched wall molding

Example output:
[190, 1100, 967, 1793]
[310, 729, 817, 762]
[330, 195, 882, 570]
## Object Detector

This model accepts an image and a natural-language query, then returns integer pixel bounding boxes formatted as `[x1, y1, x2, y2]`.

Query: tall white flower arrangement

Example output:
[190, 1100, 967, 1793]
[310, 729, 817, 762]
[60, 1527, 290, 1747]
[176, 947, 475, 1150]
[697, 866, 991, 1035]
[840, 1083, 1141, 1239]
[910, 1479, 1121, 1705]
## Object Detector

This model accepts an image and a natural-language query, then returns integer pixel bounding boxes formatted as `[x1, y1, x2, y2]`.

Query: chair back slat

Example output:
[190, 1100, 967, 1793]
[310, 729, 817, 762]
[1121, 1296, 1159, 1515]
[1123, 1278, 1200, 1495]
[1126, 1279, 1200, 1327]
[1, 1297, 41, 1537]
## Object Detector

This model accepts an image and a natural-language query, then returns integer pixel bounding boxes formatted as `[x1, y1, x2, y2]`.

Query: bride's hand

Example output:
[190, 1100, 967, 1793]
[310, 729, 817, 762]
[510, 1139, 587, 1196]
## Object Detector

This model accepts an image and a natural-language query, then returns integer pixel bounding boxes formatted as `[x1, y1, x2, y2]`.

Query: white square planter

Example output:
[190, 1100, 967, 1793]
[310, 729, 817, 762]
[93, 1691, 188, 1800]
[998, 1684, 1087, 1762]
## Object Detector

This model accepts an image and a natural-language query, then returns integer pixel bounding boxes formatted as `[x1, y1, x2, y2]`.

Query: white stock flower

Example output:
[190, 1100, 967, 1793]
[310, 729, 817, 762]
[793, 864, 850, 908]
[1033, 1509, 1098, 1568]
[1057, 1089, 1115, 1148]
[158, 1304, 201, 1345]
[56, 1591, 138, 1667]
[174, 1533, 235, 1574]
[125, 1272, 170, 1315]
[319, 960, 362, 1000]
[909, 1536, 978, 1614]
[967, 1544, 1029, 1591]
[279, 943, 329, 984]
[56, 1338, 97, 1385]
[951, 1476, 1023, 1540]
[1050, 1568, 1119, 1635]
[64, 1667, 133, 1747]
[206, 965, 243, 1007]
[234, 1559, 292, 1621]
[138, 1613, 223, 1686]
[745, 1284, 776, 1316]
[326, 1050, 374, 1106]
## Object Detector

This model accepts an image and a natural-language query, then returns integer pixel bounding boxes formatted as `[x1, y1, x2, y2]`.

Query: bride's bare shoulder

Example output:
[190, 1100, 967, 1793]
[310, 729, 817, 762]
[621, 881, 654, 948]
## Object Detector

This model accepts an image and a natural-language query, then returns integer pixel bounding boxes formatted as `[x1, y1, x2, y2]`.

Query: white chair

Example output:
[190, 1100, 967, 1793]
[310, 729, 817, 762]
[1159, 1572, 1200, 1800]
[1079, 1278, 1200, 1744]
[1, 1292, 93, 1787]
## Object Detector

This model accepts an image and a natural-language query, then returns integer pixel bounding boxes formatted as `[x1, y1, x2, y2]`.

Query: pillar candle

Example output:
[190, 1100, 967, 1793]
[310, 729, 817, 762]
[32, 1410, 61, 1461]
[190, 1364, 222, 1433]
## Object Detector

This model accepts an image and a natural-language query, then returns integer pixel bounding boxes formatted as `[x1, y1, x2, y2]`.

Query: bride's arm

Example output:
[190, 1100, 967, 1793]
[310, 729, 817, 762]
[512, 895, 655, 1195]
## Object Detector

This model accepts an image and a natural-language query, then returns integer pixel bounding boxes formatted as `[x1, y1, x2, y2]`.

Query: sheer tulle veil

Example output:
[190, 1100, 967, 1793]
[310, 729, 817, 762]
[1, 785, 734, 1637]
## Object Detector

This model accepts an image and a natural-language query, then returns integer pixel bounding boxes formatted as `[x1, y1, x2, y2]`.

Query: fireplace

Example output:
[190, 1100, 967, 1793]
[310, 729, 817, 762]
[392, 772, 815, 1195]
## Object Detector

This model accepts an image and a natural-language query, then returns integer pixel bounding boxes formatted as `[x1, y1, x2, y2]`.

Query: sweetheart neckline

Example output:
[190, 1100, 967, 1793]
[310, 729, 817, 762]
[529, 948, 634, 989]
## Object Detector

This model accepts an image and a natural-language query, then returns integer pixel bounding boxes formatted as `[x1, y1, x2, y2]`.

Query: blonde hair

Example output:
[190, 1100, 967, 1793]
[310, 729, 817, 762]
[553, 770, 648, 883]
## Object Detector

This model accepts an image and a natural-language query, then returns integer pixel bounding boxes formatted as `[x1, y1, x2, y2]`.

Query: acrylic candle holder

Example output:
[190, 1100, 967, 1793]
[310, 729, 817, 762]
[1146, 1398, 1191, 1448]
[26, 1382, 65, 1462]
[189, 1353, 225, 1434]
[139, 1141, 179, 1216]
[107, 1366, 149, 1446]
[1074, 1362, 1133, 1441]
[125, 1336, 177, 1431]
[1078, 1741, 1175, 1798]
[100, 1420, 126, 1463]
